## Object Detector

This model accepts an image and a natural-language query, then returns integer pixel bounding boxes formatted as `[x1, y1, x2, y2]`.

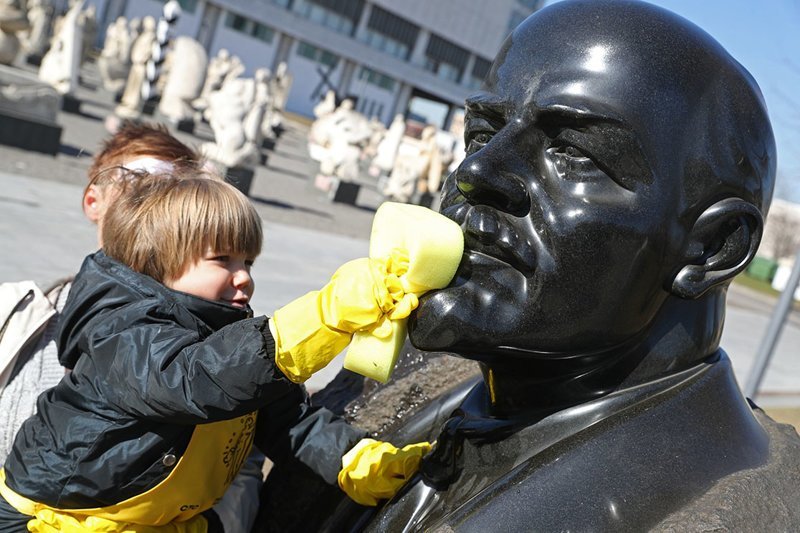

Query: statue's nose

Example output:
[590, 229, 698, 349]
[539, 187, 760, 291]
[455, 148, 531, 217]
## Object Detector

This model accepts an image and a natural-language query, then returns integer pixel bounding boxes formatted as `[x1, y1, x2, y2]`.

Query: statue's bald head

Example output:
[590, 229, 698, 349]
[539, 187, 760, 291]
[490, 0, 775, 220]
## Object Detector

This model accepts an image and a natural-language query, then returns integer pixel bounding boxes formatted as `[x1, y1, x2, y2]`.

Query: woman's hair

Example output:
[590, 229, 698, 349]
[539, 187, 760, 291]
[87, 121, 203, 193]
[102, 173, 263, 283]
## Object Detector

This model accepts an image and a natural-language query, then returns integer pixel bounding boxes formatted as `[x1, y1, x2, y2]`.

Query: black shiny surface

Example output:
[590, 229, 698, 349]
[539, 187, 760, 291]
[408, 0, 775, 417]
[323, 0, 791, 530]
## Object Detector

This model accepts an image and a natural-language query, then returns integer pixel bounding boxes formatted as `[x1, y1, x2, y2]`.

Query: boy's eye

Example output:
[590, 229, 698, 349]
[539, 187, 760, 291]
[209, 255, 229, 263]
[245, 259, 255, 267]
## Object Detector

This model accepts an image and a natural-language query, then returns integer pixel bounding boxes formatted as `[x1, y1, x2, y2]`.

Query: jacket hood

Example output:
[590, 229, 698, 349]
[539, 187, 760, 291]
[57, 251, 252, 369]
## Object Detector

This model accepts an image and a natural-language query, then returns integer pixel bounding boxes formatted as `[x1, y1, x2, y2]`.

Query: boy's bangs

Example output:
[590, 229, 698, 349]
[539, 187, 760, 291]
[195, 182, 263, 259]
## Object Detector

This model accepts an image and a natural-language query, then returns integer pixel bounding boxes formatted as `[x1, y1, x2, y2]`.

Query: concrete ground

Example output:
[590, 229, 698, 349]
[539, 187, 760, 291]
[1, 60, 798, 422]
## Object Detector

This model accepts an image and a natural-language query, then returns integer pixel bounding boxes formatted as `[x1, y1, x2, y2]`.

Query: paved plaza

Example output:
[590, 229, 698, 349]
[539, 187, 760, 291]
[1, 62, 797, 407]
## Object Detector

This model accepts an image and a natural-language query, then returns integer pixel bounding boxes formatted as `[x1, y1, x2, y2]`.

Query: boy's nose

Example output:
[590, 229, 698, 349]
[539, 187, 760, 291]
[233, 269, 252, 289]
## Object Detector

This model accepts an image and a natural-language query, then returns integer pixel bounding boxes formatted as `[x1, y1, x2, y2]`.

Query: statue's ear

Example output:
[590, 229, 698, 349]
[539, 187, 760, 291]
[671, 198, 763, 299]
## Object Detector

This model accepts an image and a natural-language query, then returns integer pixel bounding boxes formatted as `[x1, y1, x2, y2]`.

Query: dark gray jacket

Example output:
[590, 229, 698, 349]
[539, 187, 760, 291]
[4, 252, 362, 508]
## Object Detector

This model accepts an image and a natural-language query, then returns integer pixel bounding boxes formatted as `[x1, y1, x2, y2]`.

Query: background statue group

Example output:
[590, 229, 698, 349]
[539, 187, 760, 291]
[307, 91, 465, 204]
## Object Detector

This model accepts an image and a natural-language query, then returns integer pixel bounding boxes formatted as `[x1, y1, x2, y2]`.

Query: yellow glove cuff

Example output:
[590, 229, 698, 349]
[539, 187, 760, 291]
[271, 291, 354, 383]
[337, 438, 432, 507]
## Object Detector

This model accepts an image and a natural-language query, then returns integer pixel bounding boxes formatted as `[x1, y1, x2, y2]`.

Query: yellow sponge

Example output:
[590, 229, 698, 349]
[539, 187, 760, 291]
[343, 202, 464, 382]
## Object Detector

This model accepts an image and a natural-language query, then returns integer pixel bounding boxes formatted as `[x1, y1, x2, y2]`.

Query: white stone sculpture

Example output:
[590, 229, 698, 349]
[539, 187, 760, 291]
[370, 113, 406, 178]
[38, 0, 83, 94]
[78, 3, 96, 64]
[313, 89, 336, 119]
[97, 16, 131, 92]
[193, 50, 244, 121]
[202, 70, 269, 168]
[267, 60, 292, 130]
[158, 36, 208, 123]
[447, 112, 466, 174]
[313, 99, 372, 185]
[114, 15, 155, 118]
[383, 124, 443, 203]
[128, 16, 142, 47]
[0, 0, 29, 65]
[22, 0, 52, 62]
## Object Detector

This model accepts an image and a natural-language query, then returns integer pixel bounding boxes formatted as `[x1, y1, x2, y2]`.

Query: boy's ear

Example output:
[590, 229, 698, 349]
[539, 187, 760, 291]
[82, 185, 104, 223]
[671, 198, 763, 299]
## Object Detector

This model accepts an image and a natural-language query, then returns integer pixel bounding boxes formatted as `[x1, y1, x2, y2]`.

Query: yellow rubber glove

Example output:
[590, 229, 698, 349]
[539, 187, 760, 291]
[338, 438, 432, 507]
[270, 257, 394, 383]
[271, 202, 463, 384]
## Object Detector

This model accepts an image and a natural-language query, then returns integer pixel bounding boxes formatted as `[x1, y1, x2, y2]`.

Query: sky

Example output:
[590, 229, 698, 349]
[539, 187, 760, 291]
[545, 0, 800, 204]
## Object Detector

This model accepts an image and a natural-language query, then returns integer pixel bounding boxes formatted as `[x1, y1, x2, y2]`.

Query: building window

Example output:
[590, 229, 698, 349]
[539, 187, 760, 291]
[424, 34, 468, 84]
[361, 6, 418, 61]
[225, 13, 248, 32]
[362, 29, 410, 60]
[296, 41, 339, 69]
[224, 13, 275, 43]
[465, 56, 492, 90]
[358, 66, 395, 91]
[292, 0, 364, 36]
[251, 23, 275, 43]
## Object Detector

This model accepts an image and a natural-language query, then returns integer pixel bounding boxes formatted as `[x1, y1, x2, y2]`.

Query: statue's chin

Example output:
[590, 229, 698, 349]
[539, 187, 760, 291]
[407, 291, 467, 352]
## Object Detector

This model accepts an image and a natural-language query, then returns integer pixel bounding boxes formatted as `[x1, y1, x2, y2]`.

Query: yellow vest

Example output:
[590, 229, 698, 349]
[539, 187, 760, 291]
[0, 412, 257, 532]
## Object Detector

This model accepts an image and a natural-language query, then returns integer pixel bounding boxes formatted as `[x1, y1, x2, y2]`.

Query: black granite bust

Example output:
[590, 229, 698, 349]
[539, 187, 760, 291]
[321, 0, 800, 531]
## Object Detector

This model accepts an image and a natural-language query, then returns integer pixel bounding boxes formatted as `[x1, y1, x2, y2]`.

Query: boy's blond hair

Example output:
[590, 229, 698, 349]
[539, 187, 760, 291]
[102, 173, 263, 283]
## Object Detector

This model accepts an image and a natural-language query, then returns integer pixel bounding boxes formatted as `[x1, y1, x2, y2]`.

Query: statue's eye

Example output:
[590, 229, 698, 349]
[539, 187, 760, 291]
[466, 131, 494, 155]
[547, 144, 599, 181]
[473, 132, 493, 144]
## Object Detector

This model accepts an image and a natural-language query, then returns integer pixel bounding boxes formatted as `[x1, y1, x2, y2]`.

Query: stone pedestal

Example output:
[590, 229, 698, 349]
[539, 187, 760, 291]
[330, 180, 360, 205]
[177, 119, 195, 134]
[413, 191, 437, 209]
[0, 108, 62, 154]
[61, 93, 81, 114]
[26, 53, 43, 67]
[225, 166, 255, 196]
[142, 98, 157, 116]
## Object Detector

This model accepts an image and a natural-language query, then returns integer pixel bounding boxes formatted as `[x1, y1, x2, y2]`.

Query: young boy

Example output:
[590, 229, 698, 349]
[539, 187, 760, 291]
[0, 174, 430, 532]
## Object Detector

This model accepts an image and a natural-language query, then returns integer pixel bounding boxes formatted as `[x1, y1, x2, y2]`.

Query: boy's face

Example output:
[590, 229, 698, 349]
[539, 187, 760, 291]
[166, 251, 255, 308]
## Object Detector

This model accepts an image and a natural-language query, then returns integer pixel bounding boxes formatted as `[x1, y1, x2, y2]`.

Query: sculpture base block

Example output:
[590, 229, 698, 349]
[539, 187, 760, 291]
[225, 166, 255, 196]
[413, 191, 437, 209]
[0, 109, 62, 155]
[330, 180, 360, 205]
[261, 137, 275, 151]
[142, 99, 157, 116]
[61, 94, 81, 114]
[176, 119, 194, 134]
[25, 53, 43, 67]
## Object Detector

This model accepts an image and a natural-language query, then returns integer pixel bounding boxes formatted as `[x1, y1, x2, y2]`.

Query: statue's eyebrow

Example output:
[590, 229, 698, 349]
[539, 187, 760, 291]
[465, 92, 509, 123]
[536, 104, 654, 189]
[535, 104, 627, 128]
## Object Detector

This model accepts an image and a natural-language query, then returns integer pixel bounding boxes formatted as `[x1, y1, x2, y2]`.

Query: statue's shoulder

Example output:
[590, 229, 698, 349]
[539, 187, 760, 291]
[652, 407, 800, 531]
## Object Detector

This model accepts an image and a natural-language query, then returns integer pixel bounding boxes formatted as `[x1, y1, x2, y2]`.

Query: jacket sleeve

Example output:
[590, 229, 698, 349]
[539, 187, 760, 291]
[255, 385, 366, 485]
[78, 299, 294, 423]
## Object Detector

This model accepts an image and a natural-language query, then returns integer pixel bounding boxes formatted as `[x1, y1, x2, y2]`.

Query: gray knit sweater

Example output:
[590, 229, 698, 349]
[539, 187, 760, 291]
[0, 282, 70, 464]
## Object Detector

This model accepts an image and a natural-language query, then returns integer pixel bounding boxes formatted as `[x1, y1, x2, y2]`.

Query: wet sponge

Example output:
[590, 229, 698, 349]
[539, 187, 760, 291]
[344, 202, 464, 383]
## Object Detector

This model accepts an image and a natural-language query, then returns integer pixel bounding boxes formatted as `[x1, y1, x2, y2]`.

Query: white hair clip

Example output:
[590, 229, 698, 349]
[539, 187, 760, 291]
[122, 157, 175, 174]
